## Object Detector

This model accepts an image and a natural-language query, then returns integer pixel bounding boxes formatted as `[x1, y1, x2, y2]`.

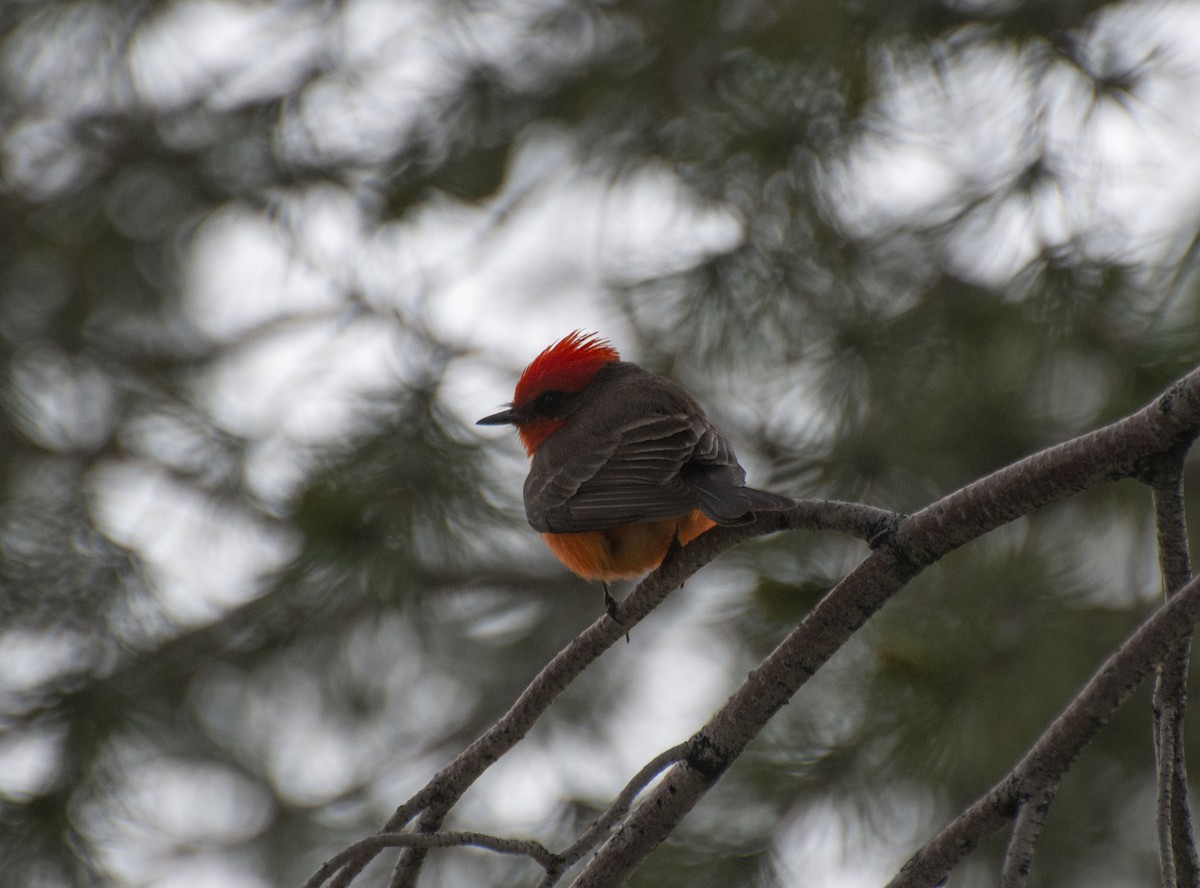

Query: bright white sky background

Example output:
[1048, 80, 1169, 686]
[3, 0, 1200, 886]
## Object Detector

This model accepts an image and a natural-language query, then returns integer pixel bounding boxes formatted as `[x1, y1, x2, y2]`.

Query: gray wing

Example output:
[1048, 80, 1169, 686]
[523, 365, 793, 533]
[525, 413, 708, 533]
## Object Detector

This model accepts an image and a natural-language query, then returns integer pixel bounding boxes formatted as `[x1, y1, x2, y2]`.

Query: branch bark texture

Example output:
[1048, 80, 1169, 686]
[303, 367, 1200, 888]
[569, 368, 1200, 886]
[888, 570, 1200, 888]
[1150, 455, 1199, 888]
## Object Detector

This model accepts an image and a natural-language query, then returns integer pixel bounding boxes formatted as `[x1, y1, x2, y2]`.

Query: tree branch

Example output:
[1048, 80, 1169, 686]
[302, 366, 1200, 888]
[1149, 451, 1199, 888]
[567, 367, 1200, 887]
[555, 743, 690, 869]
[1000, 785, 1056, 888]
[305, 827, 558, 888]
[888, 570, 1200, 888]
[302, 501, 894, 888]
[304, 746, 694, 888]
[530, 743, 691, 888]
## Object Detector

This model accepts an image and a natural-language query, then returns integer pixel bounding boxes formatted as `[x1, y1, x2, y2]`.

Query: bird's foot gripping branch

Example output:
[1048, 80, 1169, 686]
[307, 365, 1200, 888]
[476, 331, 796, 591]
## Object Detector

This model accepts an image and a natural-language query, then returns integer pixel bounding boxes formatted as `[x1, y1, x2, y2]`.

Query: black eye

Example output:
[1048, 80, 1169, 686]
[532, 390, 568, 415]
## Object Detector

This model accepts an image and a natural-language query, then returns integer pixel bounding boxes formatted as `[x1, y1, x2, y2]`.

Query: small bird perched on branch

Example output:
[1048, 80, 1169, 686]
[478, 331, 794, 611]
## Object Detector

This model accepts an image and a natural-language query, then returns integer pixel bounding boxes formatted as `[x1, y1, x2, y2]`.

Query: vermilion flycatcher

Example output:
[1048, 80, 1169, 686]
[478, 332, 793, 602]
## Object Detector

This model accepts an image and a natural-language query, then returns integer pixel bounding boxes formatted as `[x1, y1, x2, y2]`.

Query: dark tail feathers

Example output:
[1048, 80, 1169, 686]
[692, 480, 796, 526]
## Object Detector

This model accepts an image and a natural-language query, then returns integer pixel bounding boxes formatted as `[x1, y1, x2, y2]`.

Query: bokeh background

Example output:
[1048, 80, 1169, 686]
[3, 1, 1200, 886]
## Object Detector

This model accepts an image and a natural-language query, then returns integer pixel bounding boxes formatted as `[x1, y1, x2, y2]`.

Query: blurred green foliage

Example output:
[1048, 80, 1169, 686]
[1, 1, 1198, 887]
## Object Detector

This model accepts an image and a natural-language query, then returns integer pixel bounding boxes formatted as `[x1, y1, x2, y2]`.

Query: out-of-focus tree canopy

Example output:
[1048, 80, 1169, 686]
[1, 1, 1198, 886]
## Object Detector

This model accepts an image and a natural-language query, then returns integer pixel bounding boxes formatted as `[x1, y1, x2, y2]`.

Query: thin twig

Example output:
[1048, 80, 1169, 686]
[567, 367, 1200, 888]
[305, 368, 1200, 888]
[560, 743, 690, 865]
[304, 828, 558, 888]
[386, 502, 892, 888]
[301, 501, 894, 888]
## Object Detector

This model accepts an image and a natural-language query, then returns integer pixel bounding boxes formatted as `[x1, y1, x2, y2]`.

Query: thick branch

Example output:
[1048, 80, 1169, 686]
[304, 367, 1200, 888]
[302, 501, 893, 888]
[567, 367, 1200, 887]
[385, 501, 893, 888]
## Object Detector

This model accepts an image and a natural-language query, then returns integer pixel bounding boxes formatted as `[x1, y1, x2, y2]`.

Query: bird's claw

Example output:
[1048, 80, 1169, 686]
[603, 583, 619, 620]
[666, 528, 683, 560]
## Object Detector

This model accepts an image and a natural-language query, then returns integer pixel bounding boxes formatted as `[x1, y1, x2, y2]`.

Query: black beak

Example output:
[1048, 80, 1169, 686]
[477, 407, 520, 426]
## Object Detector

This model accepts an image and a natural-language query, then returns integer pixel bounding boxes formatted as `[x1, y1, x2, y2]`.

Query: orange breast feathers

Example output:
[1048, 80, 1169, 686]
[541, 512, 716, 582]
[476, 331, 795, 585]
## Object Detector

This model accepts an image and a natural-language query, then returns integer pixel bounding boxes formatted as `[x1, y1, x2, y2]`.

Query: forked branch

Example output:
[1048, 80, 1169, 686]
[302, 503, 894, 888]
[888, 571, 1200, 888]
[568, 367, 1200, 887]
[302, 366, 1200, 888]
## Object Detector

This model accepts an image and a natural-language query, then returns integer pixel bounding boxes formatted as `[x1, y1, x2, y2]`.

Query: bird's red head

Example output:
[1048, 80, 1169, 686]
[514, 331, 619, 408]
[478, 331, 620, 456]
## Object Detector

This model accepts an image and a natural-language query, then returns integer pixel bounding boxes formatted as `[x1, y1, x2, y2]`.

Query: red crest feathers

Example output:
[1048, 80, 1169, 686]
[513, 331, 620, 406]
